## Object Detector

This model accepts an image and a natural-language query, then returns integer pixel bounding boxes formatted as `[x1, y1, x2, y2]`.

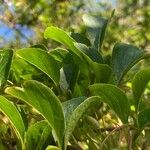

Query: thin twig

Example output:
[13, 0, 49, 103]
[100, 124, 128, 149]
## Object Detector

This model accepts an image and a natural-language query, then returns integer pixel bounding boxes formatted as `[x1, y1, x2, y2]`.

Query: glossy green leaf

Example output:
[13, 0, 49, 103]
[64, 96, 100, 149]
[25, 120, 51, 150]
[16, 48, 60, 85]
[0, 50, 13, 87]
[60, 64, 79, 91]
[0, 96, 25, 147]
[112, 43, 149, 83]
[89, 84, 130, 123]
[132, 67, 150, 109]
[138, 107, 150, 129]
[83, 14, 108, 51]
[44, 26, 80, 58]
[5, 80, 65, 148]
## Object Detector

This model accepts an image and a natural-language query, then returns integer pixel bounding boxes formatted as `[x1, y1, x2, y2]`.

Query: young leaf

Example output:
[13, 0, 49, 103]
[0, 96, 25, 147]
[64, 96, 100, 149]
[112, 43, 149, 84]
[0, 50, 13, 87]
[44, 26, 80, 58]
[82, 14, 108, 51]
[5, 80, 65, 148]
[138, 107, 150, 129]
[89, 84, 130, 123]
[16, 48, 60, 85]
[25, 120, 51, 150]
[132, 67, 150, 109]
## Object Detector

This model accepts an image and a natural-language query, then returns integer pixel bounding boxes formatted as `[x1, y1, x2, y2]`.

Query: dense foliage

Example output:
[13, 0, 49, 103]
[0, 12, 150, 150]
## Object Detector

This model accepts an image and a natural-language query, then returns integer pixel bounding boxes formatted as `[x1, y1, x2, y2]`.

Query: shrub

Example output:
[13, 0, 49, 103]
[0, 14, 150, 150]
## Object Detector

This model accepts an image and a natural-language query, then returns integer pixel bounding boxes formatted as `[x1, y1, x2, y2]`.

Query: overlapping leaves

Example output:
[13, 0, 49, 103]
[5, 80, 64, 148]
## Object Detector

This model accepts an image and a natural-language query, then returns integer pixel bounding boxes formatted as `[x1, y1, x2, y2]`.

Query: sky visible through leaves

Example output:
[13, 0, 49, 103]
[0, 0, 116, 47]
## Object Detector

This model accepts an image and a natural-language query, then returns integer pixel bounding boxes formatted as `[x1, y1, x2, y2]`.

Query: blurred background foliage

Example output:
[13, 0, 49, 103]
[0, 0, 149, 52]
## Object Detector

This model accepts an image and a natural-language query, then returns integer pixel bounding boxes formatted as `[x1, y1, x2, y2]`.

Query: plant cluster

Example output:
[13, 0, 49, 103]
[0, 14, 150, 150]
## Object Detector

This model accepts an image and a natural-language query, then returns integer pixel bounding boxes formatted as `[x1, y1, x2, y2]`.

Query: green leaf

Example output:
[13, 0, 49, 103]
[132, 67, 150, 109]
[25, 120, 51, 150]
[73, 83, 85, 97]
[64, 96, 100, 149]
[16, 48, 60, 85]
[89, 84, 130, 123]
[62, 96, 87, 121]
[0, 50, 13, 87]
[82, 14, 108, 51]
[11, 57, 36, 83]
[44, 26, 93, 64]
[75, 43, 103, 63]
[112, 43, 149, 83]
[49, 48, 69, 63]
[0, 96, 25, 147]
[138, 107, 150, 129]
[5, 80, 65, 148]
[60, 64, 79, 91]
[70, 32, 91, 46]
[92, 62, 112, 83]
[44, 26, 80, 58]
